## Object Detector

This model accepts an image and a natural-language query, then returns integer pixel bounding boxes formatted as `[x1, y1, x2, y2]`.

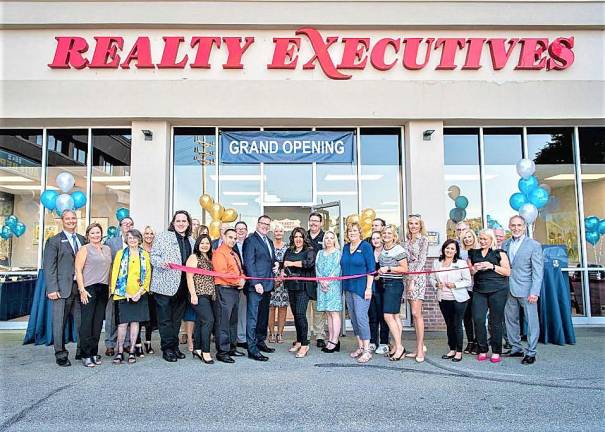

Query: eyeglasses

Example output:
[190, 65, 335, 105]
[309, 219, 321, 223]
[258, 221, 270, 227]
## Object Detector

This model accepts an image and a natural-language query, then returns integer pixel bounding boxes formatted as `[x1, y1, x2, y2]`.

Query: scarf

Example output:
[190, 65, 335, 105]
[115, 247, 147, 297]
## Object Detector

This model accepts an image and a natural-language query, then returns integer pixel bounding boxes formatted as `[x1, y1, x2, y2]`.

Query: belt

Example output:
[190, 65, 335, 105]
[216, 284, 239, 289]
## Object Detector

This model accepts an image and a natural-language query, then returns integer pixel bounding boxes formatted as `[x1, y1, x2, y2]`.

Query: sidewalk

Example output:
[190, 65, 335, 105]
[1, 328, 603, 431]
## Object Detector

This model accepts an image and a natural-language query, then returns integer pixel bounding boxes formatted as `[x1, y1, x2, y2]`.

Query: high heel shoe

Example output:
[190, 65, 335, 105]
[322, 340, 340, 353]
[144, 341, 155, 355]
[193, 351, 215, 364]
[389, 346, 406, 361]
[296, 346, 310, 358]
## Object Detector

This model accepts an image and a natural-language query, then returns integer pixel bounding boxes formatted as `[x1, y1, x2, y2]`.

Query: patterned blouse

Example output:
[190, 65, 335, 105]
[192, 255, 216, 299]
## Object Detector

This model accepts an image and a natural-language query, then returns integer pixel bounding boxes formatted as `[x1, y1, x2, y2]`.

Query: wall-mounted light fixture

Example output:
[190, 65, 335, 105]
[141, 129, 153, 141]
[423, 129, 435, 141]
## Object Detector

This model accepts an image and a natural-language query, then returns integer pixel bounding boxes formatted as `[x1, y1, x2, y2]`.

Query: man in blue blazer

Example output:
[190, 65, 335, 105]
[242, 215, 278, 361]
[502, 215, 544, 365]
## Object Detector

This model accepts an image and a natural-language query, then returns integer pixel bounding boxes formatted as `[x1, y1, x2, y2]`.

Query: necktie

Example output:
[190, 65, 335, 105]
[263, 236, 272, 257]
[72, 234, 79, 253]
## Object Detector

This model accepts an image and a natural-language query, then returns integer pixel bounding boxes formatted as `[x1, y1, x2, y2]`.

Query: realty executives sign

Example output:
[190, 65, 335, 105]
[47, 27, 575, 80]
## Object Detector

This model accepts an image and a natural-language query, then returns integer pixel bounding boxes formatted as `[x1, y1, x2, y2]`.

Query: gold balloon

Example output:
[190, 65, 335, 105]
[346, 214, 359, 225]
[362, 226, 373, 239]
[208, 220, 222, 240]
[199, 194, 214, 211]
[447, 185, 461, 201]
[222, 208, 238, 223]
[209, 203, 225, 220]
[361, 208, 376, 221]
[360, 217, 373, 230]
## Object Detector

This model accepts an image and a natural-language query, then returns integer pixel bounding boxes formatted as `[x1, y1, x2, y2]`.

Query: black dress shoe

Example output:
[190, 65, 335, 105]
[216, 353, 235, 364]
[258, 343, 275, 353]
[521, 355, 536, 365]
[56, 358, 71, 367]
[75, 351, 82, 360]
[452, 356, 463, 362]
[507, 351, 524, 358]
[174, 349, 186, 360]
[162, 350, 177, 362]
[229, 349, 246, 357]
[248, 352, 269, 362]
[236, 342, 248, 349]
[316, 339, 326, 348]
[503, 342, 512, 350]
[441, 353, 456, 359]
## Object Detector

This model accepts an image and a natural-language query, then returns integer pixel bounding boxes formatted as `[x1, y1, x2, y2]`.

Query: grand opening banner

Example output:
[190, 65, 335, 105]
[220, 131, 355, 164]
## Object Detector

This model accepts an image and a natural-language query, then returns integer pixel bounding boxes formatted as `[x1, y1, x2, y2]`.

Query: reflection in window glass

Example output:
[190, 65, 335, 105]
[483, 128, 523, 238]
[173, 128, 216, 226]
[45, 129, 88, 235]
[568, 270, 586, 317]
[360, 128, 402, 227]
[91, 129, 131, 235]
[0, 130, 43, 270]
[528, 128, 580, 265]
[265, 164, 313, 203]
[443, 129, 482, 237]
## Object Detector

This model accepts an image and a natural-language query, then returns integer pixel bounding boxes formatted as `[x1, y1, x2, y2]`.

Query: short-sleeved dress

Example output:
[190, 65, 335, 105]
[315, 249, 342, 312]
[403, 235, 429, 301]
[270, 243, 289, 307]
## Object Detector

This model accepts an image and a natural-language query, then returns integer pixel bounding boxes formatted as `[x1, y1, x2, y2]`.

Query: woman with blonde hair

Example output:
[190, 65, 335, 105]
[459, 228, 479, 354]
[403, 215, 429, 363]
[458, 228, 478, 261]
[315, 230, 342, 353]
[269, 223, 289, 344]
[467, 228, 511, 363]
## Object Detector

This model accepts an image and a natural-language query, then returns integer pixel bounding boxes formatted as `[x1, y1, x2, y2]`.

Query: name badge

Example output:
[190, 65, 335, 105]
[61, 239, 69, 243]
[356, 250, 362, 253]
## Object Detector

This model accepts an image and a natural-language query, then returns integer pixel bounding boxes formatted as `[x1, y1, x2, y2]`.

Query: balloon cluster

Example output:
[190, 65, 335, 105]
[508, 159, 550, 225]
[486, 215, 503, 230]
[105, 208, 130, 240]
[199, 194, 238, 239]
[40, 172, 87, 216]
[0, 215, 26, 240]
[345, 208, 377, 239]
[584, 216, 605, 247]
[447, 186, 468, 223]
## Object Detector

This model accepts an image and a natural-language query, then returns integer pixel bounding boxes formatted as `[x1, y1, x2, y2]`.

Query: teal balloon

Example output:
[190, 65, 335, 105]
[1, 225, 13, 240]
[115, 208, 129, 222]
[4, 215, 18, 229]
[584, 216, 600, 233]
[518, 175, 539, 195]
[454, 196, 469, 209]
[528, 187, 550, 209]
[449, 208, 466, 223]
[586, 231, 599, 246]
[107, 226, 119, 238]
[71, 191, 87, 209]
[40, 190, 59, 210]
[12, 222, 26, 237]
[509, 192, 528, 211]
[599, 219, 605, 236]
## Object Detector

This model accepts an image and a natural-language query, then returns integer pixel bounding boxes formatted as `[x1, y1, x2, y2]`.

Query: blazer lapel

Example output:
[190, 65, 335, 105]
[255, 232, 270, 258]
[60, 232, 75, 257]
[513, 237, 530, 264]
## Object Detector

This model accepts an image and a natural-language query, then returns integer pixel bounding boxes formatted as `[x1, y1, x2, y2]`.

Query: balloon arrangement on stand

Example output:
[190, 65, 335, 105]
[508, 159, 550, 225]
[198, 194, 239, 239]
[584, 216, 605, 264]
[0, 215, 27, 240]
[447, 185, 468, 223]
[105, 208, 130, 240]
[345, 208, 377, 240]
[486, 215, 504, 230]
[40, 172, 87, 216]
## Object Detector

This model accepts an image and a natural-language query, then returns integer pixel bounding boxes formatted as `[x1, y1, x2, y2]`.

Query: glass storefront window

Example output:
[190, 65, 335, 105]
[528, 128, 580, 266]
[360, 128, 402, 227]
[443, 128, 482, 237]
[0, 130, 43, 271]
[91, 129, 131, 234]
[483, 128, 523, 237]
[173, 128, 217, 225]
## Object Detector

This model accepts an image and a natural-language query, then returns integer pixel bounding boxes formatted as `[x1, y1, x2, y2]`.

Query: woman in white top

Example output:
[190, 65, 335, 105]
[459, 228, 479, 355]
[430, 239, 471, 362]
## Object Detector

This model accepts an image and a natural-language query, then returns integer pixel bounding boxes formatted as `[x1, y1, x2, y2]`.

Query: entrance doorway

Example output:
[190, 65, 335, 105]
[264, 206, 312, 240]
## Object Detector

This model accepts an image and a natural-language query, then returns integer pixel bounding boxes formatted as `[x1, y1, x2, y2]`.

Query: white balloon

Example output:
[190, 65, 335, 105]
[56, 172, 75, 193]
[519, 203, 539, 225]
[540, 183, 551, 195]
[55, 194, 75, 213]
[516, 159, 536, 179]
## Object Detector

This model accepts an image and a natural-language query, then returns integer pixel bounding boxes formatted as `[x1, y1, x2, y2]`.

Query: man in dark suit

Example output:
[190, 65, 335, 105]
[233, 221, 249, 349]
[43, 210, 87, 366]
[242, 215, 278, 361]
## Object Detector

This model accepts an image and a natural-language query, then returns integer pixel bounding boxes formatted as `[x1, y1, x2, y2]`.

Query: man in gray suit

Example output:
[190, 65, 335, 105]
[502, 215, 544, 365]
[103, 216, 134, 356]
[43, 210, 86, 366]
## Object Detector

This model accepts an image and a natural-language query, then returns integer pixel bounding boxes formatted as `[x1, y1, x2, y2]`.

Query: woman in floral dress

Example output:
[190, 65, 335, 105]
[268, 224, 289, 343]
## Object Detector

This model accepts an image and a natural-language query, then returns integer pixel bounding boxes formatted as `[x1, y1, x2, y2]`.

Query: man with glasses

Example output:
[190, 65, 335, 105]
[104, 216, 134, 356]
[243, 215, 278, 361]
[454, 221, 469, 242]
[307, 212, 327, 348]
[234, 221, 249, 349]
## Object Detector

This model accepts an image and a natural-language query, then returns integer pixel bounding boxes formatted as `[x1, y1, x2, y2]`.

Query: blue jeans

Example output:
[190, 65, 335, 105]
[345, 291, 371, 341]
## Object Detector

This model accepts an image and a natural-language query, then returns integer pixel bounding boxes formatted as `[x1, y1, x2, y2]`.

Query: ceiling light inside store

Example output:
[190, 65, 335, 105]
[444, 174, 496, 181]
[230, 202, 249, 206]
[210, 175, 264, 181]
[223, 191, 261, 196]
[2, 185, 58, 191]
[380, 201, 399, 206]
[317, 191, 357, 196]
[92, 176, 131, 183]
[324, 174, 383, 181]
[107, 185, 130, 190]
[545, 174, 605, 181]
[0, 176, 34, 183]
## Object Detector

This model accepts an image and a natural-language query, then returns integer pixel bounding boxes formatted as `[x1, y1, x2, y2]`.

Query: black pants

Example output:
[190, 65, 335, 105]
[369, 287, 389, 346]
[78, 283, 108, 358]
[472, 289, 508, 354]
[154, 282, 188, 353]
[136, 294, 157, 344]
[215, 286, 240, 353]
[439, 299, 468, 352]
[463, 290, 476, 344]
[192, 296, 215, 352]
[288, 289, 310, 346]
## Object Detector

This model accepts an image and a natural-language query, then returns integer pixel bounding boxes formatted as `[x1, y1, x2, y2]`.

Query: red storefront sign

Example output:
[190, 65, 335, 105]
[48, 27, 575, 80]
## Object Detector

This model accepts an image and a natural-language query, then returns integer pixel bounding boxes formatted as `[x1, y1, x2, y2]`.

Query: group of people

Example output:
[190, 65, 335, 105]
[44, 206, 543, 368]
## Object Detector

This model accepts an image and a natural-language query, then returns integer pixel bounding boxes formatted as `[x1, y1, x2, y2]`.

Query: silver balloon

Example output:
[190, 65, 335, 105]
[55, 193, 75, 213]
[516, 159, 536, 179]
[519, 203, 538, 225]
[56, 172, 75, 193]
[540, 183, 551, 195]
[447, 185, 461, 200]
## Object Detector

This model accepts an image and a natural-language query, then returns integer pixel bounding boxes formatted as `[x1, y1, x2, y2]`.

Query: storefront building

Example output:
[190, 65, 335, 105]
[1, 1, 603, 328]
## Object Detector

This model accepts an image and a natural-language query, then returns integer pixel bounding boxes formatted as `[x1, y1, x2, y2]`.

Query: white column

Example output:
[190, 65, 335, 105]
[130, 121, 171, 233]
[404, 121, 446, 257]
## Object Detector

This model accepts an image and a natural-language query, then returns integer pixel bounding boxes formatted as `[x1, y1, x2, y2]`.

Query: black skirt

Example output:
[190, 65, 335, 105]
[116, 295, 150, 324]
